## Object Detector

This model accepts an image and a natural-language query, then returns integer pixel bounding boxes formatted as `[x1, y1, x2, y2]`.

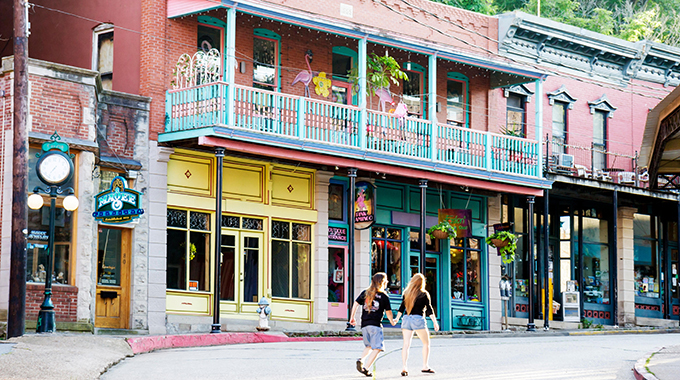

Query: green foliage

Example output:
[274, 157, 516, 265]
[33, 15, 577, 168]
[427, 220, 458, 239]
[580, 317, 593, 328]
[485, 230, 518, 264]
[348, 53, 409, 96]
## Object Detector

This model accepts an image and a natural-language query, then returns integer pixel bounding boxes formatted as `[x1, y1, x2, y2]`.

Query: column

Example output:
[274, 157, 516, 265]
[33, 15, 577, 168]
[617, 206, 637, 327]
[428, 54, 437, 161]
[313, 170, 333, 324]
[487, 194, 503, 331]
[358, 38, 367, 150]
[225, 7, 236, 127]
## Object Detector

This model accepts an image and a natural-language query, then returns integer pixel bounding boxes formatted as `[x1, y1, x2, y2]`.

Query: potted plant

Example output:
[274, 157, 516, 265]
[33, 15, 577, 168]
[427, 220, 457, 240]
[348, 53, 409, 97]
[486, 231, 518, 264]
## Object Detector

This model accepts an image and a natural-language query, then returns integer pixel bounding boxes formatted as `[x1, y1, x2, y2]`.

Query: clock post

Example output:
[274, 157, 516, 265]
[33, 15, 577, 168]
[27, 132, 79, 333]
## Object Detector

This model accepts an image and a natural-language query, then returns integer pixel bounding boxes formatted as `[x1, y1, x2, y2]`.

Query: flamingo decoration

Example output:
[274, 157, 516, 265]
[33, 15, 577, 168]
[291, 50, 314, 97]
[375, 87, 393, 113]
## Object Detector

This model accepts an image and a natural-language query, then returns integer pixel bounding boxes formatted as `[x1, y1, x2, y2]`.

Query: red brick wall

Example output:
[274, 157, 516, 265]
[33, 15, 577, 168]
[140, 0, 169, 141]
[29, 75, 93, 140]
[25, 283, 78, 322]
[99, 105, 137, 160]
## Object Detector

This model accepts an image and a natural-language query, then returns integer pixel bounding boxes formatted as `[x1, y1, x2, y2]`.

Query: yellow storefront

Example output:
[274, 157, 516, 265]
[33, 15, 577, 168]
[165, 149, 317, 323]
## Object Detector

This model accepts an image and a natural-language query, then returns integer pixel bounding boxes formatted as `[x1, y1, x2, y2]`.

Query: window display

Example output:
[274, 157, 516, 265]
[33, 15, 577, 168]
[166, 209, 210, 291]
[371, 227, 402, 294]
[634, 213, 660, 299]
[450, 238, 482, 302]
[272, 221, 312, 299]
[27, 207, 73, 284]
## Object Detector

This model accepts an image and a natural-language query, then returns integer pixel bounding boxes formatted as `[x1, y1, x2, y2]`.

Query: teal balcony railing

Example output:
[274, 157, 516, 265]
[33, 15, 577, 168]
[166, 83, 541, 178]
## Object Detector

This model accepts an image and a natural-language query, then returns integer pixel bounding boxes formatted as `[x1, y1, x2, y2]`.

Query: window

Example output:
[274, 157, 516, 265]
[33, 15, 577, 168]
[403, 68, 423, 117]
[271, 220, 312, 299]
[581, 208, 610, 305]
[506, 94, 526, 137]
[197, 24, 222, 54]
[166, 209, 211, 291]
[450, 238, 482, 302]
[371, 227, 402, 294]
[593, 110, 607, 170]
[332, 51, 353, 82]
[93, 25, 114, 90]
[552, 101, 567, 154]
[328, 183, 345, 222]
[253, 32, 278, 89]
[447, 79, 466, 126]
[634, 213, 660, 299]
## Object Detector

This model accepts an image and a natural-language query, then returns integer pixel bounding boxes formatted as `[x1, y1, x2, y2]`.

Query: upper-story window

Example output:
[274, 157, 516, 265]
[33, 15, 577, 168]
[403, 63, 424, 117]
[593, 110, 608, 170]
[506, 94, 526, 137]
[253, 29, 280, 90]
[93, 24, 114, 90]
[332, 47, 357, 106]
[197, 23, 222, 54]
[446, 72, 468, 126]
[552, 101, 568, 154]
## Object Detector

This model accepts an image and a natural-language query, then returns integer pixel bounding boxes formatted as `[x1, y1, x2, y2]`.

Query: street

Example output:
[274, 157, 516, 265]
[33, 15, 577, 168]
[102, 333, 679, 379]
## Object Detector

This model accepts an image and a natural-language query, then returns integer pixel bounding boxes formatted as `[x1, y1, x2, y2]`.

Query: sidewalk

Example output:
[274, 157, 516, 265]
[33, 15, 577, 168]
[0, 328, 678, 379]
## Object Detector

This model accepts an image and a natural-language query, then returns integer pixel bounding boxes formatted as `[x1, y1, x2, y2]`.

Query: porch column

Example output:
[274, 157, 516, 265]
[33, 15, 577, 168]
[225, 6, 236, 127]
[534, 79, 543, 176]
[617, 206, 637, 326]
[358, 37, 367, 150]
[488, 195, 503, 331]
[419, 180, 428, 274]
[527, 195, 536, 331]
[612, 188, 618, 326]
[313, 170, 334, 325]
[428, 53, 437, 161]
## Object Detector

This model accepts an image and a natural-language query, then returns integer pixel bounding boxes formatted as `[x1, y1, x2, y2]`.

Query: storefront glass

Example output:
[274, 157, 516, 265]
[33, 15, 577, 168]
[26, 206, 73, 284]
[371, 227, 402, 294]
[272, 221, 312, 299]
[634, 213, 660, 299]
[166, 209, 211, 291]
[450, 238, 482, 303]
[581, 209, 610, 305]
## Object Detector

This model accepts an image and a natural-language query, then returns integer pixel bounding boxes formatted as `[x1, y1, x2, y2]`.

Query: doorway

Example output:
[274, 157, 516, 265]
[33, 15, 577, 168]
[328, 246, 348, 319]
[220, 231, 263, 311]
[95, 227, 131, 329]
[409, 253, 440, 323]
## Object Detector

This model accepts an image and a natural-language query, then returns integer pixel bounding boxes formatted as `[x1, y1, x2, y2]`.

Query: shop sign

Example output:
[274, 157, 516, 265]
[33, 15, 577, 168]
[93, 176, 144, 224]
[438, 209, 472, 238]
[328, 226, 347, 242]
[354, 181, 376, 230]
[27, 230, 49, 241]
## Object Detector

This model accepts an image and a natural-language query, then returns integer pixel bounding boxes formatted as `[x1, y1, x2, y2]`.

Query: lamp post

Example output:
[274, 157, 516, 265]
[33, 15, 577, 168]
[28, 133, 78, 333]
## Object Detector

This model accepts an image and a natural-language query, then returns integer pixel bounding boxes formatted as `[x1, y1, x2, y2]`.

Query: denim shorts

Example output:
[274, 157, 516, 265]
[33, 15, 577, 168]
[401, 314, 427, 330]
[361, 325, 384, 350]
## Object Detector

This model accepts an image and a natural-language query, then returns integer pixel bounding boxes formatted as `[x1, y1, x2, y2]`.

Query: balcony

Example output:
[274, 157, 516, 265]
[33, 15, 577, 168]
[164, 82, 543, 181]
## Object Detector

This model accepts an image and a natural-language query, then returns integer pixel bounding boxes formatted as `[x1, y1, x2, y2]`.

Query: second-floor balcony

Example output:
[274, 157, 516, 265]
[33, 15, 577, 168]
[163, 81, 543, 181]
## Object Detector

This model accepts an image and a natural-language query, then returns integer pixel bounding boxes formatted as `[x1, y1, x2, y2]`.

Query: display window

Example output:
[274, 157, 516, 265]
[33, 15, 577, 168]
[271, 220, 312, 299]
[371, 226, 402, 294]
[166, 209, 211, 292]
[581, 208, 610, 305]
[450, 238, 482, 303]
[634, 213, 660, 299]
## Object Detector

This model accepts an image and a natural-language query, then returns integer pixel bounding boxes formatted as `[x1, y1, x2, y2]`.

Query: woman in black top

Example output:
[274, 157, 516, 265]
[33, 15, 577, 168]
[392, 273, 439, 376]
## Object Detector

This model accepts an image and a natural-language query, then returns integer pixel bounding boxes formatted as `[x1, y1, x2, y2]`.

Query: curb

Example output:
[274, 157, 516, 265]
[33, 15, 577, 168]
[125, 332, 362, 355]
[633, 348, 662, 380]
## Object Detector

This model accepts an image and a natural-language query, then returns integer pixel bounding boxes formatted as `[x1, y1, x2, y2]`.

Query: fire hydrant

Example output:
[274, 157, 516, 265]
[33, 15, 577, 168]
[256, 297, 272, 331]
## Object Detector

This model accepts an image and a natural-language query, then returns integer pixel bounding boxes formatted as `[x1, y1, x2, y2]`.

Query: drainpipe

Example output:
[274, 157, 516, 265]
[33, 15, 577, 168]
[612, 188, 618, 327]
[527, 195, 536, 331]
[420, 180, 428, 274]
[346, 168, 357, 331]
[211, 147, 225, 333]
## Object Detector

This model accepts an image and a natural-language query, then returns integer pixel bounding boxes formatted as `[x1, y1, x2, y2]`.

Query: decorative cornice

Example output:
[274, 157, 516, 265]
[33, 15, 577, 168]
[588, 94, 617, 118]
[547, 85, 577, 109]
[503, 84, 535, 102]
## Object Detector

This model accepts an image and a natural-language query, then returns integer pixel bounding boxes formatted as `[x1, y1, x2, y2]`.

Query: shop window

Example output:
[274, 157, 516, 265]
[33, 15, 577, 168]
[634, 213, 660, 299]
[93, 24, 114, 90]
[446, 73, 468, 126]
[506, 94, 526, 137]
[582, 208, 610, 305]
[253, 29, 279, 90]
[450, 238, 482, 302]
[371, 227, 402, 294]
[408, 229, 437, 252]
[271, 220, 312, 299]
[328, 182, 345, 222]
[552, 101, 567, 154]
[166, 209, 211, 292]
[593, 110, 607, 170]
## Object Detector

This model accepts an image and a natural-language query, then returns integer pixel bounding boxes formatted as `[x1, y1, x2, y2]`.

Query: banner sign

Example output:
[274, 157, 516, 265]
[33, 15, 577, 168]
[328, 226, 348, 242]
[93, 176, 144, 224]
[438, 209, 472, 238]
[354, 181, 376, 230]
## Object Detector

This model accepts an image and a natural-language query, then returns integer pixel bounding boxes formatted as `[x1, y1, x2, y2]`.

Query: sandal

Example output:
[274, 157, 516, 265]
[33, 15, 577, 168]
[361, 368, 372, 377]
[401, 370, 408, 376]
[422, 369, 435, 374]
[356, 360, 363, 373]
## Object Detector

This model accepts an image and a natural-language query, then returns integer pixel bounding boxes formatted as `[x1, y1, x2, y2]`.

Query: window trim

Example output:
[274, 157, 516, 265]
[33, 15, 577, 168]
[166, 208, 213, 293]
[446, 72, 469, 127]
[552, 100, 568, 151]
[403, 62, 425, 118]
[271, 219, 313, 300]
[253, 28, 281, 90]
[506, 93, 527, 137]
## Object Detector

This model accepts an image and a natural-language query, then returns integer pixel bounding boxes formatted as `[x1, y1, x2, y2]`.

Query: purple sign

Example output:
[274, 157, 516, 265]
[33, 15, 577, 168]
[328, 226, 347, 242]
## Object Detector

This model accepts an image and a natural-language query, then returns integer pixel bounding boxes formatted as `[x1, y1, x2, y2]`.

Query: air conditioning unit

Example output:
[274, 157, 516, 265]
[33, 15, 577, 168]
[559, 153, 574, 167]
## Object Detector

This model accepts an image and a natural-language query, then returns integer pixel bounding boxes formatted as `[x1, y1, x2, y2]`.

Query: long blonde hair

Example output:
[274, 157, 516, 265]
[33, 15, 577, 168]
[365, 273, 387, 312]
[403, 273, 426, 314]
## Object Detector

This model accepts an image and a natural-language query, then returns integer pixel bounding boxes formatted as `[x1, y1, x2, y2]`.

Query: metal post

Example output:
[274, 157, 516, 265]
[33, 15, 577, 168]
[419, 180, 428, 274]
[211, 148, 225, 333]
[527, 195, 536, 331]
[346, 168, 357, 331]
[543, 190, 550, 330]
[36, 191, 57, 333]
[8, 0, 29, 338]
[612, 188, 618, 326]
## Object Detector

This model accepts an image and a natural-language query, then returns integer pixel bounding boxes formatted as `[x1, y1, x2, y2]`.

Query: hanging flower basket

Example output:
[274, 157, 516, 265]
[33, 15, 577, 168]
[427, 220, 457, 240]
[432, 229, 450, 240]
[490, 238, 509, 248]
[486, 231, 518, 264]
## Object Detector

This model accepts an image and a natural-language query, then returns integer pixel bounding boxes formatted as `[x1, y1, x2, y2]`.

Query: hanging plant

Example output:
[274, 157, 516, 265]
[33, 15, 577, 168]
[486, 231, 518, 264]
[427, 220, 457, 240]
[347, 53, 409, 96]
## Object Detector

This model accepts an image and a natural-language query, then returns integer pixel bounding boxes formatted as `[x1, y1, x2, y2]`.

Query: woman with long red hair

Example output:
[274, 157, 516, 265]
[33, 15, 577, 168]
[392, 273, 439, 376]
[349, 272, 395, 377]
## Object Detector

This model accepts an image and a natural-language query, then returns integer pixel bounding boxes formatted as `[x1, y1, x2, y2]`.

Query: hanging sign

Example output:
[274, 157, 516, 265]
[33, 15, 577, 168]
[93, 176, 144, 224]
[354, 181, 376, 230]
[438, 209, 472, 238]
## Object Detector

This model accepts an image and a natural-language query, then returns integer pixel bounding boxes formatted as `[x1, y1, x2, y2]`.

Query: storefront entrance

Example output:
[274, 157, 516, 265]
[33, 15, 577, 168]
[219, 231, 263, 312]
[95, 227, 131, 329]
[409, 254, 440, 325]
[328, 246, 348, 319]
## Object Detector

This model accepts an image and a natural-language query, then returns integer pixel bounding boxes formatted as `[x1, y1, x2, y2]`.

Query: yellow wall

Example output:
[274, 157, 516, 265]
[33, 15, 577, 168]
[166, 149, 317, 323]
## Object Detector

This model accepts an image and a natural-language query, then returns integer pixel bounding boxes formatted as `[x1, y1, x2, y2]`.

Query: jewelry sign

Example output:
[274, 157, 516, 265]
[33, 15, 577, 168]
[93, 176, 144, 224]
[354, 181, 376, 230]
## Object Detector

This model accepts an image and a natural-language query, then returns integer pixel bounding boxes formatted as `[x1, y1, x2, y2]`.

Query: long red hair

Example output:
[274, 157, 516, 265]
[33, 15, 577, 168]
[403, 273, 426, 314]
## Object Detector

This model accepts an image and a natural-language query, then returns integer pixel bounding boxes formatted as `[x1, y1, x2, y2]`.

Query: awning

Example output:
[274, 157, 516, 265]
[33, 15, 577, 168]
[639, 86, 680, 187]
[168, 0, 225, 19]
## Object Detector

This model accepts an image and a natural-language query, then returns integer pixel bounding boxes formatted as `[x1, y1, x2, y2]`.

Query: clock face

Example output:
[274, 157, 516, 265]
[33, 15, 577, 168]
[37, 152, 72, 185]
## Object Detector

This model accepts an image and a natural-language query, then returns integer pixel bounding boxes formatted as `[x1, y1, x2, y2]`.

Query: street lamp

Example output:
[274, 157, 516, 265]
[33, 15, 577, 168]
[28, 133, 78, 333]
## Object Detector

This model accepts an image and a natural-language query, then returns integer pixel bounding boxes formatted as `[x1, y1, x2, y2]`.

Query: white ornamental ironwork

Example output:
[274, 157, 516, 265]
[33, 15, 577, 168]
[172, 48, 222, 89]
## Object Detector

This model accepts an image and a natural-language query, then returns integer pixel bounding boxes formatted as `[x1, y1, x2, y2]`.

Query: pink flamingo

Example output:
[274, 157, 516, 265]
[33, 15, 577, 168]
[392, 101, 408, 118]
[291, 50, 313, 97]
[375, 87, 393, 112]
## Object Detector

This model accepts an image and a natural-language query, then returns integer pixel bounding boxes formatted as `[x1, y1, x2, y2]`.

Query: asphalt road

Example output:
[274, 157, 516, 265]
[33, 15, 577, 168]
[102, 333, 680, 380]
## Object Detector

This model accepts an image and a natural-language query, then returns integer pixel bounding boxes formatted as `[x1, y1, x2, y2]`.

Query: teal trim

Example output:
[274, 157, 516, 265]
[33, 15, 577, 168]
[358, 38, 367, 150]
[447, 72, 470, 128]
[405, 62, 425, 73]
[253, 28, 281, 40]
[428, 54, 437, 161]
[198, 15, 227, 29]
[254, 28, 282, 92]
[332, 46, 358, 105]
[447, 72, 468, 81]
[226, 7, 236, 126]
